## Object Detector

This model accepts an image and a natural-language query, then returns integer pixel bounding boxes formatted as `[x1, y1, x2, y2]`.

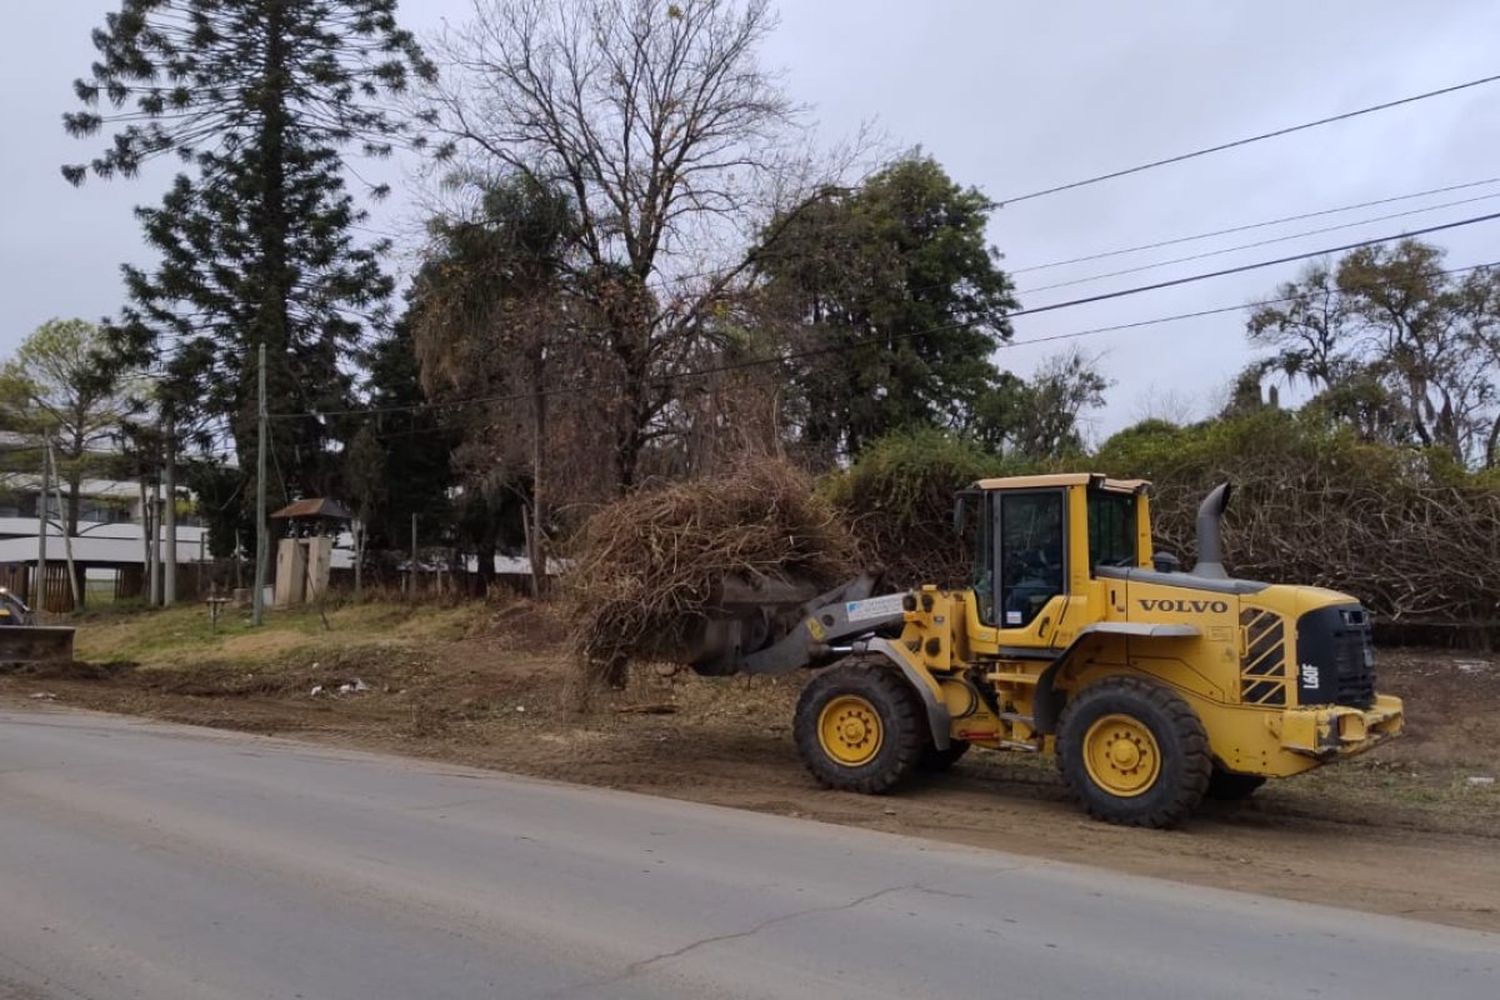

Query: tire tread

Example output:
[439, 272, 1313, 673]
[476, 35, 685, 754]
[1056, 675, 1212, 828]
[794, 662, 926, 794]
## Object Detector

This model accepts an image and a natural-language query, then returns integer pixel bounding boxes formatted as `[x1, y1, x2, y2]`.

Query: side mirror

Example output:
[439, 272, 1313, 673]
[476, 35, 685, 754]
[1153, 551, 1181, 573]
[953, 489, 980, 535]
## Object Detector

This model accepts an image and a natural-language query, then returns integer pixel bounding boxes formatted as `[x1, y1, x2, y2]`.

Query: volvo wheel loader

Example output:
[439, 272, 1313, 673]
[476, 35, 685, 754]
[681, 474, 1404, 828]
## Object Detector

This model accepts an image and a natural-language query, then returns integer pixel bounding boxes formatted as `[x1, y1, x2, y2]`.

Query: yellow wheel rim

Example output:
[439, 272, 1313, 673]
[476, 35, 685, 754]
[817, 695, 883, 766]
[1082, 714, 1161, 797]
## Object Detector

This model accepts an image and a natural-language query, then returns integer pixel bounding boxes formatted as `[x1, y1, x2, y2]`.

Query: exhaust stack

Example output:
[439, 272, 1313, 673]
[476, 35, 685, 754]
[1195, 482, 1232, 579]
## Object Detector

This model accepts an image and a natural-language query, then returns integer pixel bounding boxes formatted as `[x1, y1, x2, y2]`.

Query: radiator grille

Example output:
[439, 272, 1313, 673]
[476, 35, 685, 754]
[1239, 607, 1287, 706]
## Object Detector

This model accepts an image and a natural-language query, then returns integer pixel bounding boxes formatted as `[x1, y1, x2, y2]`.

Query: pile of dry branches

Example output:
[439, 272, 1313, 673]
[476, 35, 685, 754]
[1151, 472, 1500, 635]
[562, 460, 860, 686]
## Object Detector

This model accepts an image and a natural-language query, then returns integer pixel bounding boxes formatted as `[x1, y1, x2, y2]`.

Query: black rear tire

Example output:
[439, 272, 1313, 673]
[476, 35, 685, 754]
[1056, 676, 1212, 828]
[918, 739, 970, 772]
[794, 662, 926, 794]
[1206, 767, 1266, 801]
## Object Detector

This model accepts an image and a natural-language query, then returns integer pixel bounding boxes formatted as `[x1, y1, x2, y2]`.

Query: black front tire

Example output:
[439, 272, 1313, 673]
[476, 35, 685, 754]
[1206, 767, 1266, 801]
[794, 662, 926, 794]
[1056, 676, 1212, 828]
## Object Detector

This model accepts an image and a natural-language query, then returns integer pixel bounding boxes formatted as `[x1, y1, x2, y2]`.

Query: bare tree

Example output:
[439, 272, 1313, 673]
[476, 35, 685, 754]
[425, 0, 804, 489]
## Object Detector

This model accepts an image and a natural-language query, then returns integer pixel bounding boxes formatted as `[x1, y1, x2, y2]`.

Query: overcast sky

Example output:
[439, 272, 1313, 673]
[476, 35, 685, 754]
[4, 1, 1498, 441]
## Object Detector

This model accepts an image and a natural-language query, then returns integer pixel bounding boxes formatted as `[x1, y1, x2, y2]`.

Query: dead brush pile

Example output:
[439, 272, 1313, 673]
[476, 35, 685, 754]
[563, 460, 859, 688]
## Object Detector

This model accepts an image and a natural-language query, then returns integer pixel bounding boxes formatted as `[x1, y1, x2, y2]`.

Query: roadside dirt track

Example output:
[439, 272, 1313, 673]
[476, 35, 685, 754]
[3, 601, 1497, 931]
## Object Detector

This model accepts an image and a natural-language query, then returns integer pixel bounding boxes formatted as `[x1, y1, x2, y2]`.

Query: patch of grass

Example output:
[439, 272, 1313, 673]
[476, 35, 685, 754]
[72, 600, 495, 669]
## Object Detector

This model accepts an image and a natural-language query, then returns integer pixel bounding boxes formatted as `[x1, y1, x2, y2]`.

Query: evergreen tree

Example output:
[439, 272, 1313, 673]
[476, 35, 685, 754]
[345, 322, 457, 554]
[757, 156, 1020, 461]
[64, 1, 434, 498]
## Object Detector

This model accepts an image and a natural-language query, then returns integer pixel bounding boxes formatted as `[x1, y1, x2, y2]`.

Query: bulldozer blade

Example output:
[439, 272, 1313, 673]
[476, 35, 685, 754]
[0, 626, 75, 664]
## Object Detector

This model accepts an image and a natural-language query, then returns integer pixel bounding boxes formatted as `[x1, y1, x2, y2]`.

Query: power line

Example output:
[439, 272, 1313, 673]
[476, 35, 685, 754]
[269, 207, 1500, 425]
[1000, 73, 1500, 206]
[272, 211, 1500, 420]
[1001, 260, 1498, 354]
[1016, 209, 1500, 316]
[1010, 176, 1500, 274]
[298, 258, 1500, 439]
[1017, 191, 1500, 295]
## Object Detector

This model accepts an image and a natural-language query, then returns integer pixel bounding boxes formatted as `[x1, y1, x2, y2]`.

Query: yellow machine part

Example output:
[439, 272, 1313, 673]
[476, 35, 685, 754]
[894, 573, 1403, 780]
[816, 694, 884, 766]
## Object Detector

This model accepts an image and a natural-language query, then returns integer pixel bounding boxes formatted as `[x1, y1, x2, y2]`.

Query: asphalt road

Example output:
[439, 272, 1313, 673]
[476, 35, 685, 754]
[0, 707, 1495, 1000]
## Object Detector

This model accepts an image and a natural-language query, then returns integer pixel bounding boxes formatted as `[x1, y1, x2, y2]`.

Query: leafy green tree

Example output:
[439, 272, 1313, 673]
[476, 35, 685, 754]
[344, 322, 457, 556]
[1244, 240, 1500, 464]
[64, 0, 434, 498]
[757, 155, 1020, 461]
[0, 319, 138, 535]
[407, 175, 581, 593]
[969, 349, 1110, 459]
[182, 458, 253, 560]
[1336, 241, 1494, 463]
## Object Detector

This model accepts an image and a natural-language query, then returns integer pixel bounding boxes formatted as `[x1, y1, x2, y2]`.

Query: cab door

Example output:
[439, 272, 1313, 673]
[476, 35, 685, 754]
[988, 488, 1070, 650]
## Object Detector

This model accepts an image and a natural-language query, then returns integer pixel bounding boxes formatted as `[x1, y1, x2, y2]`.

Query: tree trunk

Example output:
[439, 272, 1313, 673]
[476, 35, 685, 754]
[47, 439, 81, 611]
[150, 479, 163, 606]
[474, 536, 497, 597]
[164, 419, 178, 606]
[139, 478, 151, 602]
[240, 1, 293, 496]
[36, 438, 49, 611]
[353, 517, 364, 598]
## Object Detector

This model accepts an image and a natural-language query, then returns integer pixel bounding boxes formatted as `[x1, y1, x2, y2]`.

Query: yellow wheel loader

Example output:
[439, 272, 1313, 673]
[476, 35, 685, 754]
[683, 474, 1403, 828]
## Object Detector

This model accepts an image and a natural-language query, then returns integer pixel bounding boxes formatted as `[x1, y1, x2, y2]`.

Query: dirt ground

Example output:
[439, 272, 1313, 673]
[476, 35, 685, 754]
[4, 599, 1499, 933]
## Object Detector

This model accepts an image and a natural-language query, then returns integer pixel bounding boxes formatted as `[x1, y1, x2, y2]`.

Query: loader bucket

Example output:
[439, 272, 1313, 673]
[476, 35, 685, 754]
[680, 571, 887, 677]
[678, 573, 823, 676]
[0, 626, 76, 665]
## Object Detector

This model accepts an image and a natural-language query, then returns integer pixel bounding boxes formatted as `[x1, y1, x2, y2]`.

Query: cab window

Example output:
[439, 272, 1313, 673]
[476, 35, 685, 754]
[1088, 489, 1136, 571]
[998, 490, 1065, 629]
[962, 493, 995, 624]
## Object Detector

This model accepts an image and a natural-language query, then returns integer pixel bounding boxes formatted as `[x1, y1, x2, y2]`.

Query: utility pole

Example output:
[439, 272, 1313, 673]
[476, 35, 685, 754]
[253, 343, 268, 626]
[409, 512, 418, 599]
[35, 436, 48, 611]
[164, 416, 177, 606]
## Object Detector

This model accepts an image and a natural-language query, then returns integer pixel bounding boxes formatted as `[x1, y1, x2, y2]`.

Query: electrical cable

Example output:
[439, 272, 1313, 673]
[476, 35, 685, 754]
[1015, 209, 1500, 316]
[269, 246, 1500, 424]
[999, 73, 1500, 206]
[1017, 191, 1500, 295]
[1010, 176, 1500, 274]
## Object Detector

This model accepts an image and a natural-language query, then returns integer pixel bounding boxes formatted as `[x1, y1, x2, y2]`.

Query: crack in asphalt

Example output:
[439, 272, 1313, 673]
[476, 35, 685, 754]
[546, 875, 1019, 998]
[623, 882, 917, 974]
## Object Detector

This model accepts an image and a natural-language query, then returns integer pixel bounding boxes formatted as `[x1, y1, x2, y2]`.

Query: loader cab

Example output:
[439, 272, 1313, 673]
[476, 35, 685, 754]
[956, 474, 1154, 643]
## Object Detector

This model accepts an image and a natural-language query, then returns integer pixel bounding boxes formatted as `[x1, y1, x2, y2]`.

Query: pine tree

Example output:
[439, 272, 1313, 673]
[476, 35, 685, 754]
[64, 1, 434, 498]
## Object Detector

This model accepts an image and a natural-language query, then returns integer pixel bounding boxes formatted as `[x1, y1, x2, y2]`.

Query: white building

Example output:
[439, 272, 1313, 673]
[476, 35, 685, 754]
[0, 471, 210, 607]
